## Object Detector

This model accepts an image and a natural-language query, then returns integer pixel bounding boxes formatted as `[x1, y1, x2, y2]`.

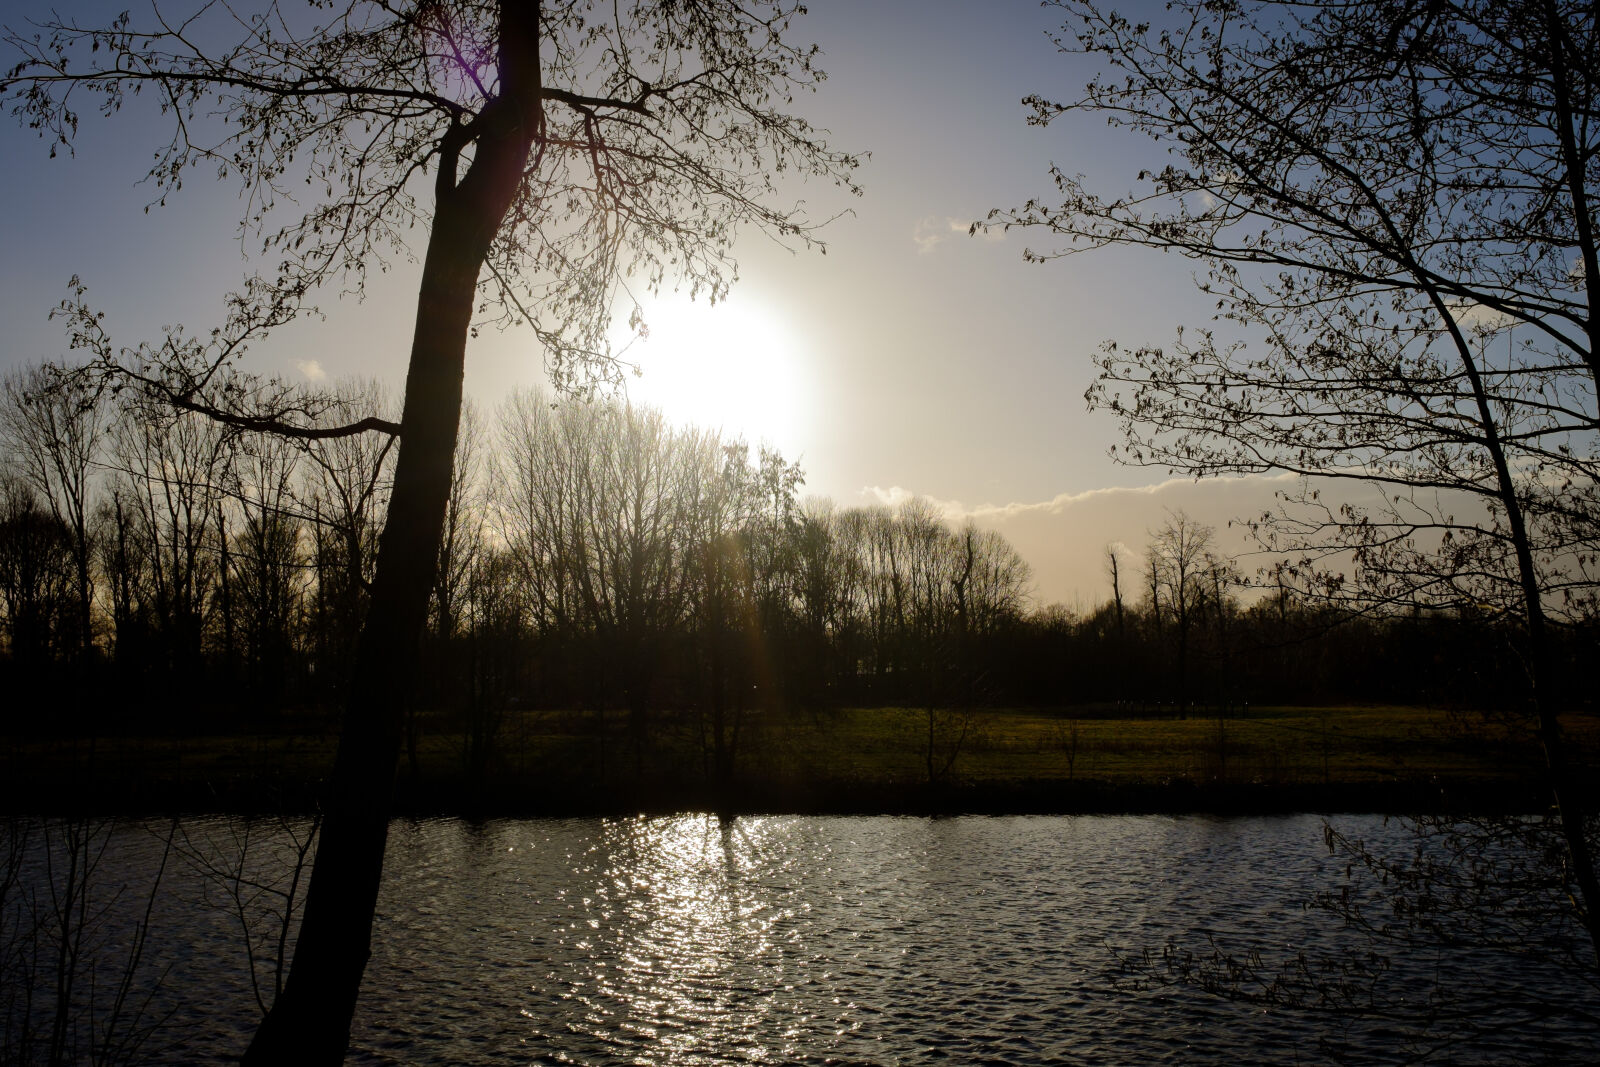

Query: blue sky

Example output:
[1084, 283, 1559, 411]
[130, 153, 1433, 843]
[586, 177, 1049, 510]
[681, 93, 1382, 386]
[1, 0, 1280, 606]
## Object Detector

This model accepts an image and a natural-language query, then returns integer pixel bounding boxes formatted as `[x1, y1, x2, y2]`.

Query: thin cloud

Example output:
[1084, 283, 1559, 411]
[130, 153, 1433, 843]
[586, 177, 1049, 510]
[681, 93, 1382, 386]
[295, 359, 327, 382]
[940, 473, 1302, 523]
[1450, 301, 1514, 334]
[860, 474, 1303, 528]
[858, 484, 966, 515]
[912, 217, 946, 254]
[858, 476, 1300, 608]
[914, 216, 1004, 254]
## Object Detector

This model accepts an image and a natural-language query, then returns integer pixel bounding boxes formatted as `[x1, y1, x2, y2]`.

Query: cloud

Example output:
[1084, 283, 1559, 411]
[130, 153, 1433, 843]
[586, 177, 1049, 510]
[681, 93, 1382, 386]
[295, 359, 327, 382]
[860, 484, 913, 507]
[974, 476, 1303, 609]
[912, 217, 946, 254]
[1450, 301, 1514, 334]
[935, 473, 1302, 523]
[858, 484, 966, 514]
[912, 216, 1004, 254]
[861, 474, 1310, 609]
[870, 473, 1493, 611]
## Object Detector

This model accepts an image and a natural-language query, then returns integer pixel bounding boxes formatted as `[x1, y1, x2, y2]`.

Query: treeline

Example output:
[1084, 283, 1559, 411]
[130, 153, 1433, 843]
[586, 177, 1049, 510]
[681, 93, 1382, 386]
[0, 369, 1034, 765]
[3, 366, 1587, 768]
[1021, 512, 1592, 715]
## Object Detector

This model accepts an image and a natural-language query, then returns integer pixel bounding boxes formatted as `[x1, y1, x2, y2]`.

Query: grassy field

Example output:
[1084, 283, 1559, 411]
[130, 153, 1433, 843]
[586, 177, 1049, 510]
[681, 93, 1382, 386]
[3, 702, 1594, 813]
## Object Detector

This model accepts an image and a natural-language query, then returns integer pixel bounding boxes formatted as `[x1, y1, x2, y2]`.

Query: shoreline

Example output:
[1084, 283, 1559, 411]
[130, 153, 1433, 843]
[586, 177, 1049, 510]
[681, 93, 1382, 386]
[0, 775, 1563, 820]
[5, 701, 1589, 820]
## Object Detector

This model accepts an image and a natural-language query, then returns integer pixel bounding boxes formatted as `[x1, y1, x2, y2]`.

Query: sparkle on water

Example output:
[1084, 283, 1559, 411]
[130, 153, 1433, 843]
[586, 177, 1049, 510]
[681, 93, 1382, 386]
[7, 814, 1597, 1065]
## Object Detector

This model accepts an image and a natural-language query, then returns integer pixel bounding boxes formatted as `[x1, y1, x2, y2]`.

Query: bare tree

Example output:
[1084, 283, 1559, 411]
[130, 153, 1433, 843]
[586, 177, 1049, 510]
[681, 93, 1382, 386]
[958, 521, 1031, 639]
[0, 817, 175, 1066]
[107, 401, 231, 685]
[0, 476, 75, 673]
[0, 364, 107, 665]
[224, 429, 307, 707]
[430, 401, 485, 655]
[584, 402, 694, 756]
[173, 815, 321, 1022]
[495, 391, 697, 753]
[418, 400, 486, 775]
[299, 382, 397, 697]
[1106, 544, 1126, 642]
[92, 487, 157, 685]
[792, 498, 857, 708]
[998, 0, 1600, 998]
[5, 2, 858, 1055]
[491, 390, 587, 643]
[681, 438, 762, 786]
[1144, 511, 1214, 715]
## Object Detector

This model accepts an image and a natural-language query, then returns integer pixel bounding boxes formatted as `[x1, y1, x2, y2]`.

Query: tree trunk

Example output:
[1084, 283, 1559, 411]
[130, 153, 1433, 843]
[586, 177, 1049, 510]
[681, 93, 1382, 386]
[244, 8, 542, 1059]
[242, 204, 477, 1065]
[1430, 288, 1600, 970]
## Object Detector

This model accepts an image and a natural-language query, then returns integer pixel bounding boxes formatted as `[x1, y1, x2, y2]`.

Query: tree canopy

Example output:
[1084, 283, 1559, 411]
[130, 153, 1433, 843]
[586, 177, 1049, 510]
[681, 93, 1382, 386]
[1000, 0, 1600, 999]
[6, 0, 859, 411]
[5, 1, 860, 1059]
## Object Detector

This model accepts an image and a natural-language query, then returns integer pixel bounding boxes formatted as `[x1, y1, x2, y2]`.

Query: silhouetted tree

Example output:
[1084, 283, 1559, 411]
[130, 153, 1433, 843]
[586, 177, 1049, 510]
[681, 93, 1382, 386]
[1000, 0, 1600, 1007]
[4, 0, 857, 1057]
[224, 430, 306, 710]
[793, 499, 855, 708]
[745, 447, 805, 704]
[459, 547, 525, 781]
[300, 382, 397, 700]
[1143, 511, 1215, 714]
[0, 477, 75, 678]
[108, 402, 230, 693]
[419, 400, 486, 775]
[0, 364, 107, 666]
[585, 402, 694, 759]
[92, 487, 157, 691]
[1106, 544, 1126, 641]
[682, 440, 760, 786]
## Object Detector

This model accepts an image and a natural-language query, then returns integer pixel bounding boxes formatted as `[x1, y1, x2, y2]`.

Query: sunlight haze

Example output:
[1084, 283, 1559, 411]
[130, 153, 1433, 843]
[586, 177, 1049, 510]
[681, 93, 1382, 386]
[0, 0, 1235, 606]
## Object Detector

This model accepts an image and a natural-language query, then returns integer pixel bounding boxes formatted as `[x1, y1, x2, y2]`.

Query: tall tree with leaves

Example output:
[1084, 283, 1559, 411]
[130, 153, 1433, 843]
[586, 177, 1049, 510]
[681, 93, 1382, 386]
[4, 1, 857, 1058]
[998, 0, 1600, 988]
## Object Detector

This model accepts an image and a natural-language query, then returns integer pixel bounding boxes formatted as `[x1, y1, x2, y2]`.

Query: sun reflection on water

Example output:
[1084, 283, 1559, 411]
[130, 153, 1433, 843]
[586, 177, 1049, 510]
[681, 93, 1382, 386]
[545, 815, 805, 1064]
[25, 816, 1592, 1063]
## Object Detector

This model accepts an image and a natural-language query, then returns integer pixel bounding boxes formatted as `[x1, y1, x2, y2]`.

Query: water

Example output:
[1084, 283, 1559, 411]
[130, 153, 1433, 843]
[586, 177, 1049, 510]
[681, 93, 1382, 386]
[4, 814, 1596, 1064]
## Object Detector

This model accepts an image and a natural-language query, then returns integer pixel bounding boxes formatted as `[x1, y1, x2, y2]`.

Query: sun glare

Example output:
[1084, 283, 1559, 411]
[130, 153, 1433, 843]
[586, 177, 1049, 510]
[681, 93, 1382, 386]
[617, 294, 812, 454]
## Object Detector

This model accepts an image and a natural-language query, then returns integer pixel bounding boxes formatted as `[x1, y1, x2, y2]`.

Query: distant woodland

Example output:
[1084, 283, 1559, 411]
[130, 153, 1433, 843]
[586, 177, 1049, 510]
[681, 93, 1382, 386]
[5, 370, 1589, 769]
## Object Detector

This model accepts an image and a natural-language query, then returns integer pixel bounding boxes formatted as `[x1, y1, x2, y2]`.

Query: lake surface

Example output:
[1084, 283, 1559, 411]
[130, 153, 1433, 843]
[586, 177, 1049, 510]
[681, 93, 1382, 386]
[4, 814, 1595, 1064]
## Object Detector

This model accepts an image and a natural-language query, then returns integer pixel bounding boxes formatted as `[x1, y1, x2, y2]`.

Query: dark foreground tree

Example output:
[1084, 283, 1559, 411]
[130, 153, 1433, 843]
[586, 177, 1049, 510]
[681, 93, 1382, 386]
[998, 0, 1600, 1003]
[4, 1, 857, 1059]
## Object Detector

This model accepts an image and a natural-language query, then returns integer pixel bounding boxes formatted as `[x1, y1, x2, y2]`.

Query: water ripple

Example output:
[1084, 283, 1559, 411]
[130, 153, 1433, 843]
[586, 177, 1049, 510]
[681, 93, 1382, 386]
[7, 814, 1596, 1064]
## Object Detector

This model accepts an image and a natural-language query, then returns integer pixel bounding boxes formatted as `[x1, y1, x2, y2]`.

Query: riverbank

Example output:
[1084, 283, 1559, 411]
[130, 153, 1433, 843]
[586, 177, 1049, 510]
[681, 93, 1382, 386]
[2, 703, 1593, 816]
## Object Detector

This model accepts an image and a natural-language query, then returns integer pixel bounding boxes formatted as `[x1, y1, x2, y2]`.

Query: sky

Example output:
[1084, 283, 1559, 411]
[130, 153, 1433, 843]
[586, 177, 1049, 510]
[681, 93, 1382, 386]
[0, 0, 1299, 608]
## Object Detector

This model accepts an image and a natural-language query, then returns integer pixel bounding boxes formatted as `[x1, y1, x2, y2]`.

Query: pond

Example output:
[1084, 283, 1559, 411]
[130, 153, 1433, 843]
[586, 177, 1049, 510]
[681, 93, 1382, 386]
[3, 814, 1594, 1064]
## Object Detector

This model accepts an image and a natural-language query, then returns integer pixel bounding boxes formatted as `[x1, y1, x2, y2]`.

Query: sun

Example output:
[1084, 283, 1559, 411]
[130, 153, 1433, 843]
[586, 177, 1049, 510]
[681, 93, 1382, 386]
[617, 293, 812, 454]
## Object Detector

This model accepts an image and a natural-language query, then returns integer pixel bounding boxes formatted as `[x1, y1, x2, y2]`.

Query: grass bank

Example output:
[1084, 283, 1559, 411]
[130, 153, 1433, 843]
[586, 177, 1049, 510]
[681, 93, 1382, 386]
[2, 703, 1593, 816]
